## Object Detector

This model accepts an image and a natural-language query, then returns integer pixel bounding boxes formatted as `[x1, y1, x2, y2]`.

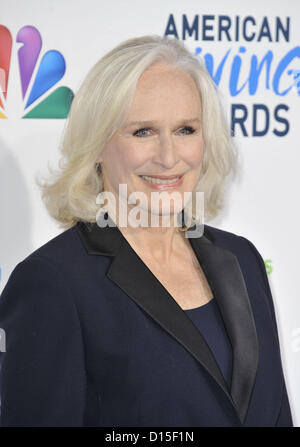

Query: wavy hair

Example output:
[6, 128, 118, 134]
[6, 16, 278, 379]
[38, 35, 236, 229]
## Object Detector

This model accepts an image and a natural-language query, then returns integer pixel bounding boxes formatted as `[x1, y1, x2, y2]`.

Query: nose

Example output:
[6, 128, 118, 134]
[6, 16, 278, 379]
[152, 132, 179, 169]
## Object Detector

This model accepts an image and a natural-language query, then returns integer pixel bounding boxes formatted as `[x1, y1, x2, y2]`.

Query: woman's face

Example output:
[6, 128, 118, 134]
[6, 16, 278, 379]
[98, 62, 204, 223]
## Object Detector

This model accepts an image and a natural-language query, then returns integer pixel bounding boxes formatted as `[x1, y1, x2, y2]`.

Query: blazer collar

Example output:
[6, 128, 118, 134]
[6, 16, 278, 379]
[76, 214, 259, 425]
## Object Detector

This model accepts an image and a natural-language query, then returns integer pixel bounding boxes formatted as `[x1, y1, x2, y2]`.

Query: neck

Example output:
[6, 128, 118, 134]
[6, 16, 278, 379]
[119, 220, 188, 265]
[104, 200, 188, 265]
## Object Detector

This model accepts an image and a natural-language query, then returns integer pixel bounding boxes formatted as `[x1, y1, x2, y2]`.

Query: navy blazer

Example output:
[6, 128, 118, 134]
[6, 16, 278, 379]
[0, 218, 293, 427]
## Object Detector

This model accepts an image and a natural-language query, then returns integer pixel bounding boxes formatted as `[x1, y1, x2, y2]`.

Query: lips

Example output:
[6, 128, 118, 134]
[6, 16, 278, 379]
[140, 174, 184, 179]
[139, 173, 184, 190]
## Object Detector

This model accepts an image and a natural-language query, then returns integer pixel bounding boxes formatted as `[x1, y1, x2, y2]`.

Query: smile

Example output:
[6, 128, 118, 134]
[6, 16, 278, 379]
[140, 175, 181, 184]
[139, 174, 184, 189]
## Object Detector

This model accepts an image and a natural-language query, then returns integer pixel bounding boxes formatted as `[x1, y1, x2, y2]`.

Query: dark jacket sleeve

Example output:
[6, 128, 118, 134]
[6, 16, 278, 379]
[240, 237, 293, 427]
[0, 255, 87, 427]
[275, 380, 294, 427]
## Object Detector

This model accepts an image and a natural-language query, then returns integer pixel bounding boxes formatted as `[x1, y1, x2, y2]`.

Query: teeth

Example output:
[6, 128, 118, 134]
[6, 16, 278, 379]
[141, 175, 180, 184]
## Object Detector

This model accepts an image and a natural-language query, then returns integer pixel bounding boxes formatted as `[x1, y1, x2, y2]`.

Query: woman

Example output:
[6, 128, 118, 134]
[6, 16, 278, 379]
[0, 35, 293, 427]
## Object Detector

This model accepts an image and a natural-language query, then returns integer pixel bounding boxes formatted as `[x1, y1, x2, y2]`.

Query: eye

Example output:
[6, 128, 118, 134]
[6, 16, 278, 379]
[179, 126, 196, 135]
[133, 128, 151, 138]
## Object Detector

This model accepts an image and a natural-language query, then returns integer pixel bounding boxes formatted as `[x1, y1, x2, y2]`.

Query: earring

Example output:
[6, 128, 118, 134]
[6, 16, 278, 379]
[96, 162, 102, 174]
[177, 225, 189, 232]
[177, 209, 189, 231]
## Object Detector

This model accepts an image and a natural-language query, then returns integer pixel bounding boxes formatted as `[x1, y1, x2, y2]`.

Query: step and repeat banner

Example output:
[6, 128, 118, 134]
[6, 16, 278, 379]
[1, 0, 299, 425]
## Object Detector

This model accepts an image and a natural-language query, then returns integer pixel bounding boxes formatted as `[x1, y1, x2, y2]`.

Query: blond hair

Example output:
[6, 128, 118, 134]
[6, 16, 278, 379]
[38, 35, 236, 229]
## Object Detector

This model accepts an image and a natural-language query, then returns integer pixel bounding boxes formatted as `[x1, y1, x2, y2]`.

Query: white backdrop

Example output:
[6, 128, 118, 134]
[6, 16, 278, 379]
[0, 0, 299, 426]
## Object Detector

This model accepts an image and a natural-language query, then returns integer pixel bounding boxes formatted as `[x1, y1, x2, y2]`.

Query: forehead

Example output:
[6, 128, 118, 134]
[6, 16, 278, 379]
[127, 63, 202, 119]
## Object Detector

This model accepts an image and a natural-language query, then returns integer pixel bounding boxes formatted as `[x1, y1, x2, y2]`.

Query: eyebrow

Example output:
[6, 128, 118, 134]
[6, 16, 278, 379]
[125, 118, 201, 128]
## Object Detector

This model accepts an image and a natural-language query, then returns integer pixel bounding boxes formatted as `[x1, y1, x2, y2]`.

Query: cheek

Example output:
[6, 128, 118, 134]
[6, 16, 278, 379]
[105, 142, 142, 172]
[181, 141, 203, 168]
[119, 143, 149, 171]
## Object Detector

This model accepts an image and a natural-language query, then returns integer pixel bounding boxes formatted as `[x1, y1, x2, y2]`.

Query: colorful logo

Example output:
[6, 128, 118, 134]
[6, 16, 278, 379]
[0, 25, 74, 119]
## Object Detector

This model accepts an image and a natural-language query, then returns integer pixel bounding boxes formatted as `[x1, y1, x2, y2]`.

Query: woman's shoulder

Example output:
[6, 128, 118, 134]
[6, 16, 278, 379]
[0, 226, 76, 293]
[204, 223, 256, 249]
[24, 225, 80, 262]
[22, 222, 98, 266]
[204, 223, 242, 242]
[204, 223, 270, 287]
[203, 224, 265, 272]
[3, 223, 98, 292]
[0, 222, 106, 307]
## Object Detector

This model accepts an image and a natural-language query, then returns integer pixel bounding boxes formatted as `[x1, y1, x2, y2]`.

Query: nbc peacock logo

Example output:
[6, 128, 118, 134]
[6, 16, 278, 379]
[0, 25, 74, 119]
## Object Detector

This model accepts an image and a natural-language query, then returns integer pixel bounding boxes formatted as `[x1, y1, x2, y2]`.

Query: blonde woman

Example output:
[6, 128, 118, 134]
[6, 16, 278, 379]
[0, 35, 293, 427]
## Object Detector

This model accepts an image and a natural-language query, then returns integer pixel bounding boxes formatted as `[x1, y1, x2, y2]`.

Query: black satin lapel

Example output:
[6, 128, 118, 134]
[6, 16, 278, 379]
[188, 234, 259, 424]
[106, 237, 238, 413]
[76, 218, 122, 256]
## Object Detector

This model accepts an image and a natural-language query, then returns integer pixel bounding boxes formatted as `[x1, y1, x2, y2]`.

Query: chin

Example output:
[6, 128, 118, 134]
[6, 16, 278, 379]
[149, 204, 182, 218]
